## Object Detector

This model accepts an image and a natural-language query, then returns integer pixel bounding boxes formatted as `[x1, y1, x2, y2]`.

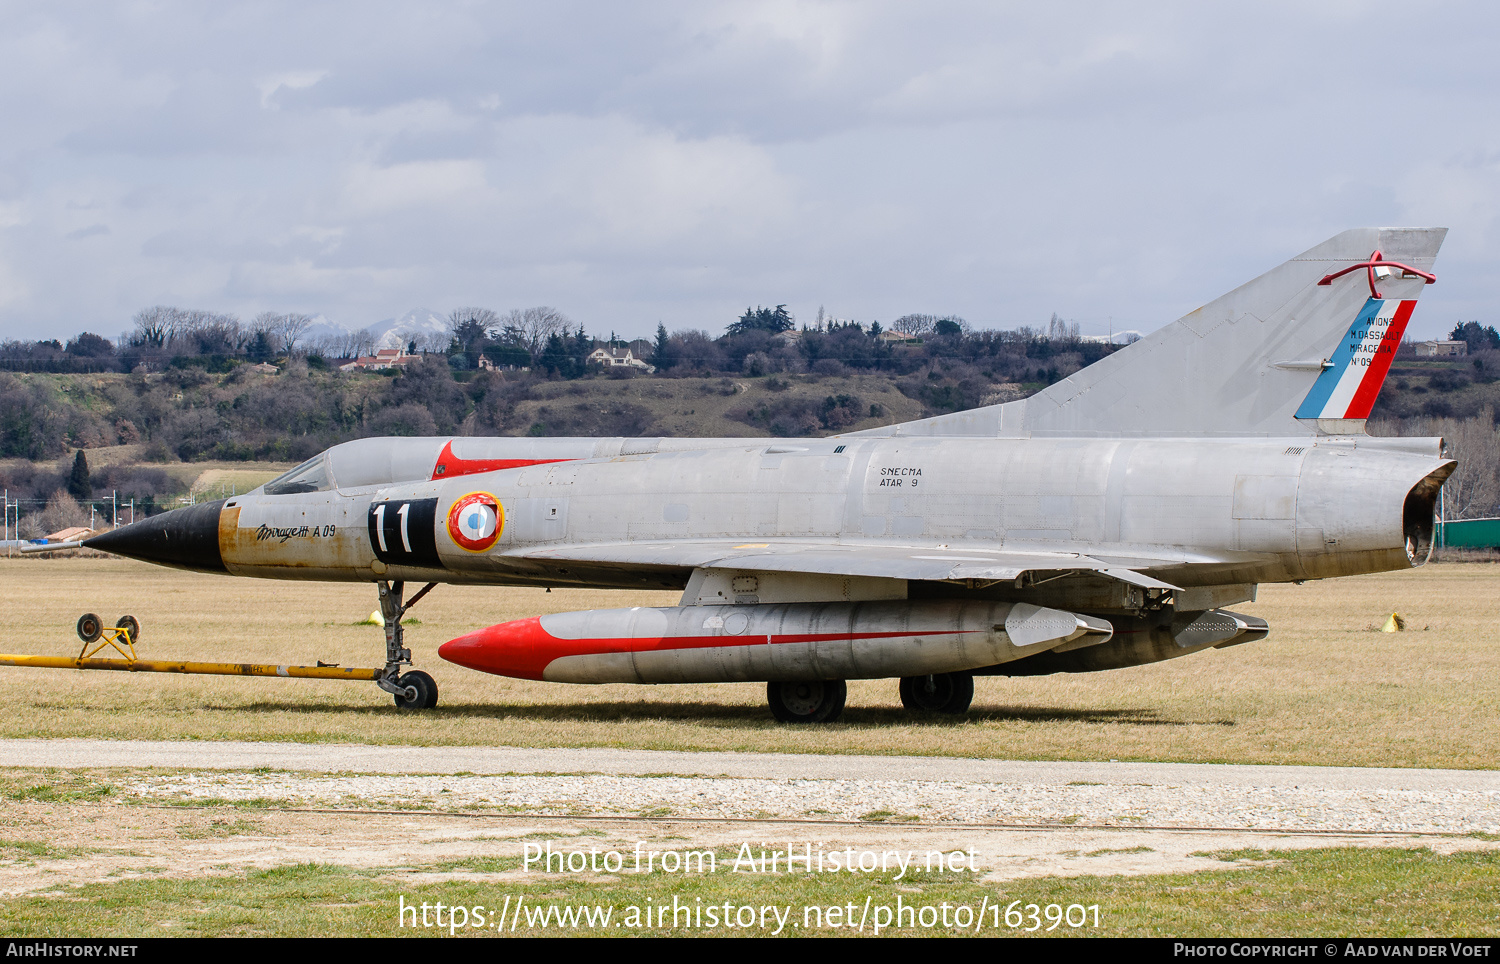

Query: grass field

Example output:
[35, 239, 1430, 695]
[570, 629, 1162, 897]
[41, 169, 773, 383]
[2, 847, 1495, 937]
[0, 558, 1495, 769]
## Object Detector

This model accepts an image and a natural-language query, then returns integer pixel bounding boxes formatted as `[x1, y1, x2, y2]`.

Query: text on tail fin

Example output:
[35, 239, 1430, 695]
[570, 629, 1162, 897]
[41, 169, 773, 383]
[1294, 298, 1416, 421]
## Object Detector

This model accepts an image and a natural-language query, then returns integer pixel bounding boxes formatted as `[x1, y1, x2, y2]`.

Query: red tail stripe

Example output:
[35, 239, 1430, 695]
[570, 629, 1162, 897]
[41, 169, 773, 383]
[1345, 300, 1416, 418]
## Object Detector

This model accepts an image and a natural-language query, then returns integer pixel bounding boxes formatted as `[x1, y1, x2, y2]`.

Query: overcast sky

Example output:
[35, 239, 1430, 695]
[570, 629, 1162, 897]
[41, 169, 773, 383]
[1, 1, 1496, 344]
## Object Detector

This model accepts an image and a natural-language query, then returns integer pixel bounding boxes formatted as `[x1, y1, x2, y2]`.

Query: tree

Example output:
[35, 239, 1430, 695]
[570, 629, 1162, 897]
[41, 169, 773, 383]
[1048, 313, 1080, 343]
[65, 333, 114, 357]
[891, 314, 937, 337]
[131, 306, 174, 347]
[246, 330, 275, 363]
[727, 305, 794, 337]
[652, 324, 672, 368]
[1450, 321, 1500, 352]
[892, 313, 966, 338]
[38, 491, 87, 535]
[253, 312, 315, 356]
[448, 308, 499, 349]
[498, 307, 571, 365]
[537, 332, 571, 377]
[67, 450, 91, 501]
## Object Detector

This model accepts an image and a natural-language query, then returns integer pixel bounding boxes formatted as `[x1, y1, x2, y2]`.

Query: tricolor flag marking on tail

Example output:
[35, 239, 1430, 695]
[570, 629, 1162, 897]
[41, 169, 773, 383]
[1295, 298, 1416, 420]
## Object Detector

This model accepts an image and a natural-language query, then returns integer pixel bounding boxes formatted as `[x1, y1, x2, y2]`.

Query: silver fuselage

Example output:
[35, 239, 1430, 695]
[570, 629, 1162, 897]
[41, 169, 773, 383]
[216, 433, 1451, 592]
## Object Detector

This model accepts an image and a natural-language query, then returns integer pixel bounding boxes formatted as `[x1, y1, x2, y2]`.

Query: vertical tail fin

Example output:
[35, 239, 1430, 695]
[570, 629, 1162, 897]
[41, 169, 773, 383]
[853, 227, 1446, 438]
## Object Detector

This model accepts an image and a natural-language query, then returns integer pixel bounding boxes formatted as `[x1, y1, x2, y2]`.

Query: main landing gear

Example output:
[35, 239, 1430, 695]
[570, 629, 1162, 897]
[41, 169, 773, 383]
[375, 579, 440, 710]
[766, 680, 846, 724]
[764, 672, 976, 723]
[898, 672, 974, 715]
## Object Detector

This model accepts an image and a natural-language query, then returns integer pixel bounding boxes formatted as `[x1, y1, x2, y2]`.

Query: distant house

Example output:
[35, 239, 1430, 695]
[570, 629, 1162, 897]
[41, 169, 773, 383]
[339, 347, 423, 372]
[249, 362, 279, 375]
[43, 526, 95, 544]
[587, 346, 654, 373]
[1416, 340, 1467, 358]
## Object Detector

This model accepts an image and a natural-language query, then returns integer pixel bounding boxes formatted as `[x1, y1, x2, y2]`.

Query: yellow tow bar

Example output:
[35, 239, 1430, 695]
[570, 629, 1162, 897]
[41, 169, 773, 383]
[0, 612, 382, 681]
[0, 654, 381, 680]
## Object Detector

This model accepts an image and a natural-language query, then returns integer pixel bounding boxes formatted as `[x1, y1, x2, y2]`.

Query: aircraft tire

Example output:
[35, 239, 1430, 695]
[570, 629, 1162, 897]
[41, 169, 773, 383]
[394, 670, 439, 710]
[114, 615, 140, 645]
[767, 679, 846, 724]
[76, 613, 103, 644]
[899, 672, 974, 714]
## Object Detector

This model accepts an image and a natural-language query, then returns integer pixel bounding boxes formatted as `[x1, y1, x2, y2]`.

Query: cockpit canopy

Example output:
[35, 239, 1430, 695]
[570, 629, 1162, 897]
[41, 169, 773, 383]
[263, 453, 336, 495]
[261, 437, 451, 494]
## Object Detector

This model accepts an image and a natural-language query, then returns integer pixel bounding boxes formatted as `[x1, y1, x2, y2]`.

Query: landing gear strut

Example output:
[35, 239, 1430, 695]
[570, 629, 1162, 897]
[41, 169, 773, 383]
[374, 580, 440, 709]
[899, 672, 973, 715]
[767, 679, 846, 723]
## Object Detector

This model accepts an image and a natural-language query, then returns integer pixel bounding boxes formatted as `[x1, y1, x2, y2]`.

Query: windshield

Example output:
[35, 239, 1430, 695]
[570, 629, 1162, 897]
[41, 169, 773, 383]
[263, 453, 337, 495]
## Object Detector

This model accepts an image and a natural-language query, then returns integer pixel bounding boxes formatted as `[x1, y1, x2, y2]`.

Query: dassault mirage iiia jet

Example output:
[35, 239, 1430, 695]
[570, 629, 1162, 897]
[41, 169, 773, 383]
[85, 228, 1455, 722]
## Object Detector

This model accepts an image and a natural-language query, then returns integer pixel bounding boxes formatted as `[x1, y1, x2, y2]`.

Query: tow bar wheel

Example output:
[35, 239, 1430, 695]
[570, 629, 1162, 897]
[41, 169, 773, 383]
[76, 614, 103, 644]
[114, 616, 141, 646]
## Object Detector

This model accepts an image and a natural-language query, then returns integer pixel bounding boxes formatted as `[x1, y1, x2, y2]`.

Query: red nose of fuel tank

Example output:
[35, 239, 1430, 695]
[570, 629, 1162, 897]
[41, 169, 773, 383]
[439, 617, 553, 680]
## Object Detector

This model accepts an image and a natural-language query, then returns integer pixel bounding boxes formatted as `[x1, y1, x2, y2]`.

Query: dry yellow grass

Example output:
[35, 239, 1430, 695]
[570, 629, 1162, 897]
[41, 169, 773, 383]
[0, 558, 1494, 768]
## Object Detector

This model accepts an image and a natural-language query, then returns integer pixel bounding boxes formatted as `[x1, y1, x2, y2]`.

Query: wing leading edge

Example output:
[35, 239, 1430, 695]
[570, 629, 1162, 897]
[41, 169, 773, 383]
[503, 540, 1197, 590]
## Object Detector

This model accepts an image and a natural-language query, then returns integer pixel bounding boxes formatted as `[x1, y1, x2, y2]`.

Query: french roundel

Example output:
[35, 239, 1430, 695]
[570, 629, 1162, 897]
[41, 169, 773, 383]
[446, 492, 504, 552]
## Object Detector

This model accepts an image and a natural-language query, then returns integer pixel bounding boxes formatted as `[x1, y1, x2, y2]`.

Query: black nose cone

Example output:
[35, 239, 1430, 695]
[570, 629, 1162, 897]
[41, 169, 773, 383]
[84, 499, 228, 573]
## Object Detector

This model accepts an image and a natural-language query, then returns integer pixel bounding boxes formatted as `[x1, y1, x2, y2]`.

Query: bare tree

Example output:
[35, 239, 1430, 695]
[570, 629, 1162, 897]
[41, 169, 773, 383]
[499, 307, 571, 361]
[252, 312, 315, 355]
[38, 490, 88, 535]
[891, 313, 968, 337]
[308, 328, 378, 359]
[448, 307, 500, 358]
[448, 307, 500, 336]
[133, 307, 245, 354]
[277, 313, 313, 354]
[132, 306, 174, 347]
[1371, 416, 1500, 519]
[891, 314, 937, 337]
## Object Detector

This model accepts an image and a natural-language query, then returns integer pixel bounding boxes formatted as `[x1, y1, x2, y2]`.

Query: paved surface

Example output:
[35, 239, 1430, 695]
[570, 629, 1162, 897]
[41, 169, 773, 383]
[5, 738, 1499, 835]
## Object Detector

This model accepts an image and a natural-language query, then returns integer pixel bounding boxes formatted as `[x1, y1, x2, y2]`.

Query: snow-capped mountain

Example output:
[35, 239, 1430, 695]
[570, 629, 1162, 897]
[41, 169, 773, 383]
[298, 308, 450, 351]
[369, 308, 448, 349]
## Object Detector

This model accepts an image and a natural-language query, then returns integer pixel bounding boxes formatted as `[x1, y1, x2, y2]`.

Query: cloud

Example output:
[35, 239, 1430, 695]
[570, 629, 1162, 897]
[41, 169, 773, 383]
[1, 1, 1498, 341]
[65, 224, 110, 240]
[341, 159, 492, 216]
[258, 70, 329, 109]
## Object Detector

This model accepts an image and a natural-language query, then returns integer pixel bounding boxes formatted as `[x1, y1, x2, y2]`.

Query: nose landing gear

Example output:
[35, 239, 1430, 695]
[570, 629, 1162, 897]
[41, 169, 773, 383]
[374, 580, 440, 709]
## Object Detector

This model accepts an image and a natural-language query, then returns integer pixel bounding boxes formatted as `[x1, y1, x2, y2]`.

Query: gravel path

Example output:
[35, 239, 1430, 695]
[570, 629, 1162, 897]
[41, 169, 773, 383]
[6, 738, 1499, 834]
[2, 739, 1497, 893]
